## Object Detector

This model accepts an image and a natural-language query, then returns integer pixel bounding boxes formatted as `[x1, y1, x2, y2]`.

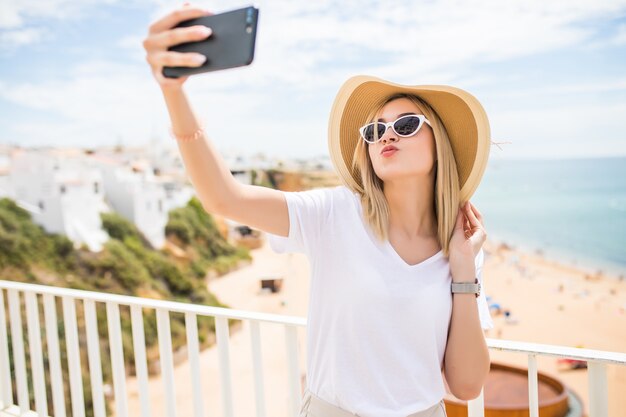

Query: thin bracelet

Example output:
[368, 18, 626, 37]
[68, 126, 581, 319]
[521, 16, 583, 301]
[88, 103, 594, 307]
[169, 124, 205, 142]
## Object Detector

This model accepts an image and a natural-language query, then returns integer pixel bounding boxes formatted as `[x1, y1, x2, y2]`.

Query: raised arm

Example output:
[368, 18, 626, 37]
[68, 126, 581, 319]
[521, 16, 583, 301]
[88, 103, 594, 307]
[143, 3, 289, 238]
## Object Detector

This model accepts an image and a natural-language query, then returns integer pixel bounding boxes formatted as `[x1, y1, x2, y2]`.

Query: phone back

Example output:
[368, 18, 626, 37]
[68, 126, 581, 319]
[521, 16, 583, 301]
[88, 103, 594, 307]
[163, 6, 259, 78]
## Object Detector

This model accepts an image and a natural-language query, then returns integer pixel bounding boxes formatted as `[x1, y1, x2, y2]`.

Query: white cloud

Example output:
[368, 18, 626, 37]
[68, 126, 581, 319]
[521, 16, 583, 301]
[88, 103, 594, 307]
[489, 101, 626, 159]
[487, 79, 626, 99]
[1, 0, 626, 158]
[0, 0, 119, 30]
[0, 27, 46, 49]
[5, 0, 626, 85]
[610, 23, 626, 46]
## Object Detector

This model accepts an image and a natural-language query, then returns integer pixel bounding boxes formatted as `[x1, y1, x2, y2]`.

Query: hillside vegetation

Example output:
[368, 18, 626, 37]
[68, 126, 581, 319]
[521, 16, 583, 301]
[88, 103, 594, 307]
[0, 196, 251, 416]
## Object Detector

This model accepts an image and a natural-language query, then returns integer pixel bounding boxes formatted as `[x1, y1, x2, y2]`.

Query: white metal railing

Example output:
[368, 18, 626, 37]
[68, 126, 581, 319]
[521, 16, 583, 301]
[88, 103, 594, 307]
[0, 279, 625, 417]
[0, 280, 305, 417]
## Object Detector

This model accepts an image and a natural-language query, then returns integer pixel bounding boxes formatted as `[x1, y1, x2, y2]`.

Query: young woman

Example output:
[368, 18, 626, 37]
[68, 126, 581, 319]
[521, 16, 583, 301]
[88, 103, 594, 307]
[143, 4, 494, 417]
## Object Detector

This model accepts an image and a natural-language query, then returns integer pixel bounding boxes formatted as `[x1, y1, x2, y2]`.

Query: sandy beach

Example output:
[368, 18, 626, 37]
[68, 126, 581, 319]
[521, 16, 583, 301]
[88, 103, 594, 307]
[119, 235, 626, 417]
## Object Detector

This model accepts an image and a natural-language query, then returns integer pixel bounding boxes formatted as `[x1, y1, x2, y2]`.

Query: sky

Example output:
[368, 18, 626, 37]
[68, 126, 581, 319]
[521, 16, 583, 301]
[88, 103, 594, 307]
[0, 0, 625, 161]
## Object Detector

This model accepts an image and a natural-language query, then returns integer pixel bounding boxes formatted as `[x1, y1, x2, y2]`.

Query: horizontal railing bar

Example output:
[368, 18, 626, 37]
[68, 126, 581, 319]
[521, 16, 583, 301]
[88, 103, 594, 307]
[486, 338, 626, 365]
[2, 281, 624, 367]
[0, 280, 306, 327]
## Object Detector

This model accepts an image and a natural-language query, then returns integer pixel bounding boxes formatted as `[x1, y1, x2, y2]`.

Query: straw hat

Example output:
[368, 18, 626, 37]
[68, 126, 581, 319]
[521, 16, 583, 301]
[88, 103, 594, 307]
[327, 75, 491, 203]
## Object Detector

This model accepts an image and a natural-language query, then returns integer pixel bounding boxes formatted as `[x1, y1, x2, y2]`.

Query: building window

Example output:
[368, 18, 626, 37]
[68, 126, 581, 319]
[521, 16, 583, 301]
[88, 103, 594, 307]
[158, 200, 163, 213]
[60, 185, 66, 194]
[38, 201, 44, 210]
[94, 182, 99, 193]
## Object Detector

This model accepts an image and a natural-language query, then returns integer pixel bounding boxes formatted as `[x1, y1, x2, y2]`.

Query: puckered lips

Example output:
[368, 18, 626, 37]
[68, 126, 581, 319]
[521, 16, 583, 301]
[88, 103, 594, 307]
[380, 145, 398, 155]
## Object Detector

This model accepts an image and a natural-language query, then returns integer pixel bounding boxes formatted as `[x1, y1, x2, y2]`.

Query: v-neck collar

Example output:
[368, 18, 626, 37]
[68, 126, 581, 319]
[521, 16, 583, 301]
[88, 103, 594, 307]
[346, 187, 445, 269]
[383, 240, 444, 269]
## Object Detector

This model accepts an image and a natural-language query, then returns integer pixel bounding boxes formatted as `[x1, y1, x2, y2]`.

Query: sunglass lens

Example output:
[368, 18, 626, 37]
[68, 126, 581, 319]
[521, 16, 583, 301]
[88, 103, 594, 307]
[394, 116, 421, 136]
[363, 123, 387, 142]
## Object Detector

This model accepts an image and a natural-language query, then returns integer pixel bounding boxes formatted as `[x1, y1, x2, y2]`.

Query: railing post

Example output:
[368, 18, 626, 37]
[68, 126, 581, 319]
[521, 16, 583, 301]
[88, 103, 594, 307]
[527, 353, 539, 417]
[130, 305, 152, 417]
[43, 294, 66, 417]
[216, 316, 234, 417]
[8, 289, 29, 414]
[467, 386, 485, 417]
[62, 296, 86, 417]
[157, 308, 178, 417]
[107, 301, 128, 417]
[588, 361, 608, 417]
[84, 299, 106, 417]
[185, 312, 205, 417]
[24, 292, 48, 416]
[285, 324, 301, 417]
[250, 320, 267, 417]
[0, 289, 13, 409]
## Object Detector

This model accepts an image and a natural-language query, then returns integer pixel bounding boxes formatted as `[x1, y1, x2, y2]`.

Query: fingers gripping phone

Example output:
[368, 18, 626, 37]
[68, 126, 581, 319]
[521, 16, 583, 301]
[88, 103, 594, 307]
[162, 5, 259, 78]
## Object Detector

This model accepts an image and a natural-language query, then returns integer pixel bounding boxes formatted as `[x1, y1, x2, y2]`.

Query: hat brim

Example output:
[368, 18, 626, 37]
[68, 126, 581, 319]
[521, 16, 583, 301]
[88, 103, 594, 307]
[328, 75, 490, 203]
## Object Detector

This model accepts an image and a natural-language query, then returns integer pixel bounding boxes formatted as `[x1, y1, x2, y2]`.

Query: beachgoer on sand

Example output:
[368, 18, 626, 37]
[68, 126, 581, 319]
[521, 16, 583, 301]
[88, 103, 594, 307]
[143, 3, 495, 416]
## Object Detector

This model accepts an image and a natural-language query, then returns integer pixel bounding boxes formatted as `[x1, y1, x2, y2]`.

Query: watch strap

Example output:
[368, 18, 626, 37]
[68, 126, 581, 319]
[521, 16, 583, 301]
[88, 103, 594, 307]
[451, 278, 480, 298]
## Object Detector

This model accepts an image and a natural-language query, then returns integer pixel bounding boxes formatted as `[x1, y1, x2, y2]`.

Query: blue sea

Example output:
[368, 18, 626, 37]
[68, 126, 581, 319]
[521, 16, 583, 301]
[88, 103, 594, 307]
[472, 157, 626, 279]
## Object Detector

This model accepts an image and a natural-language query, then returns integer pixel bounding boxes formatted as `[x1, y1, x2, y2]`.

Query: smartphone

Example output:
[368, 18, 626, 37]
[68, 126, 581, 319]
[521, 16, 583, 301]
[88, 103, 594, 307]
[162, 5, 259, 78]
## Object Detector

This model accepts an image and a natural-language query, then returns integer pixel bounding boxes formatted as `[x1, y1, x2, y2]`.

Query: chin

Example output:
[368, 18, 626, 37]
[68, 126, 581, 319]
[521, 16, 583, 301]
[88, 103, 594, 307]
[375, 167, 409, 181]
[377, 165, 432, 181]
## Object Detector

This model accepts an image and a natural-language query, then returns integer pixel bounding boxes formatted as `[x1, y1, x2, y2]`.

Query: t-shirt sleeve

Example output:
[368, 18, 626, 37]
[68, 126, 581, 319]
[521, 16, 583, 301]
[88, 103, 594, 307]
[265, 186, 337, 255]
[475, 247, 495, 330]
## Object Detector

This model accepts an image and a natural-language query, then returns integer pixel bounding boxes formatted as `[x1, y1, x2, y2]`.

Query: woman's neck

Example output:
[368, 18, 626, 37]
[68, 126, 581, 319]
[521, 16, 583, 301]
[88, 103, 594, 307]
[383, 175, 438, 240]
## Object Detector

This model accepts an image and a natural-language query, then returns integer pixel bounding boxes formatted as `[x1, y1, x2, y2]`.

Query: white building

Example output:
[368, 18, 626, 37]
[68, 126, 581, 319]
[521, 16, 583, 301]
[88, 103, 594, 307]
[3, 146, 197, 252]
[1, 144, 328, 253]
[95, 156, 194, 250]
[8, 149, 110, 251]
[0, 149, 12, 199]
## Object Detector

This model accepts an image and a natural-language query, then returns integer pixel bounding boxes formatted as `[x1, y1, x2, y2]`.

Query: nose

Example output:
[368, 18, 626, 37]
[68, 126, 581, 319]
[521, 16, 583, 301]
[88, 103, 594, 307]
[379, 127, 398, 145]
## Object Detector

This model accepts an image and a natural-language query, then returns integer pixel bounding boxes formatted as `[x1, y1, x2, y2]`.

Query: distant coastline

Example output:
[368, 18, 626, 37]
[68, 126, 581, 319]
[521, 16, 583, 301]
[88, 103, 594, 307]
[477, 156, 626, 282]
[488, 231, 625, 282]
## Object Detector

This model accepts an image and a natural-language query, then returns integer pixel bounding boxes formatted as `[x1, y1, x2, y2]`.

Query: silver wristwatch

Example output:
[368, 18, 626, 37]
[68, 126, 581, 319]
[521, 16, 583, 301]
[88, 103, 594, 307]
[451, 278, 480, 298]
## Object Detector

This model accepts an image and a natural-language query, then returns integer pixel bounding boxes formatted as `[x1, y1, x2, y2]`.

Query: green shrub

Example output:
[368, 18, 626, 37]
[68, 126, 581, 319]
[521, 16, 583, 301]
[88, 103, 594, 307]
[101, 212, 151, 247]
[0, 198, 73, 269]
[91, 240, 151, 290]
[52, 234, 74, 257]
[165, 218, 193, 245]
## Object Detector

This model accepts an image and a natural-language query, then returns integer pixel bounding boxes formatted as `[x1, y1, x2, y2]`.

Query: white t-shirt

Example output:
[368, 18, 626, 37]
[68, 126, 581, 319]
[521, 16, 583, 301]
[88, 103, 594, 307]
[266, 184, 494, 417]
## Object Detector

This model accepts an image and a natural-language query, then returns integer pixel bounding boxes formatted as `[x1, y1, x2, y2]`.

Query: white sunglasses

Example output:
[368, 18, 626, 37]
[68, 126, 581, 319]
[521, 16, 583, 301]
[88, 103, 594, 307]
[359, 114, 431, 144]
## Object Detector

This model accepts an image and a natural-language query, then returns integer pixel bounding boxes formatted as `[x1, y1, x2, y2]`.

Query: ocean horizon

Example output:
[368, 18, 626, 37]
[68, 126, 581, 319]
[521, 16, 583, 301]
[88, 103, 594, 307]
[472, 156, 626, 279]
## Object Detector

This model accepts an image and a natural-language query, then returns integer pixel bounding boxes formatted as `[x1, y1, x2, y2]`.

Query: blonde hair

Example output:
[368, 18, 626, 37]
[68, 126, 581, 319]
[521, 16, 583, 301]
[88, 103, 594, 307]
[350, 93, 460, 258]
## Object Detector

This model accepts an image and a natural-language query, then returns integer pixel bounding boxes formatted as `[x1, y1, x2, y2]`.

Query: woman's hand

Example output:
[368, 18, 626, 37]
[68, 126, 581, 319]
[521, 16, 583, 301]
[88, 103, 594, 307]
[448, 201, 487, 283]
[143, 2, 213, 90]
